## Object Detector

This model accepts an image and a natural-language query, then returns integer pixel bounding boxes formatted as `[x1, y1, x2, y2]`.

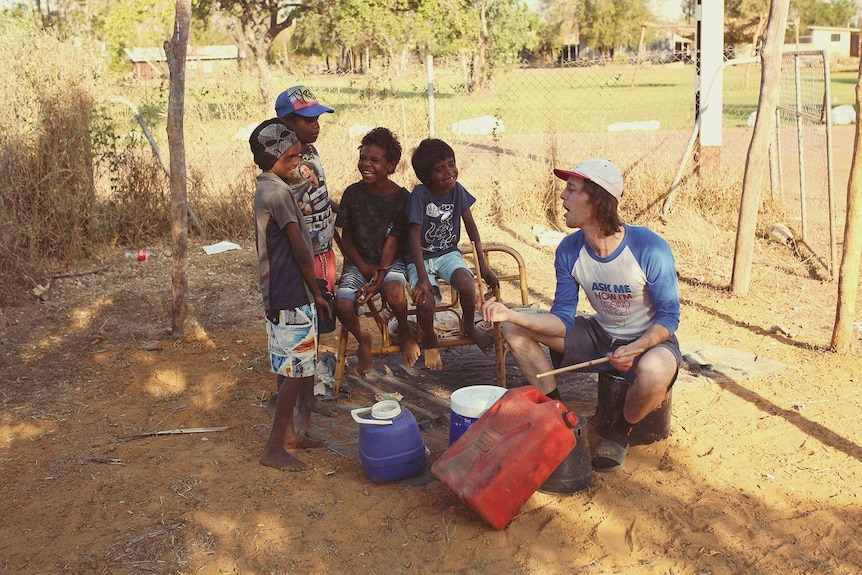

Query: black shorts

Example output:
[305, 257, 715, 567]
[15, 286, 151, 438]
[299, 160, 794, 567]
[557, 316, 682, 383]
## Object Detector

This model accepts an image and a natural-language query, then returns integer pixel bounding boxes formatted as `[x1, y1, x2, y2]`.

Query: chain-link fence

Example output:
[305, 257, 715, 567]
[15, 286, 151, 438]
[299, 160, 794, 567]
[404, 52, 763, 226]
[773, 50, 837, 275]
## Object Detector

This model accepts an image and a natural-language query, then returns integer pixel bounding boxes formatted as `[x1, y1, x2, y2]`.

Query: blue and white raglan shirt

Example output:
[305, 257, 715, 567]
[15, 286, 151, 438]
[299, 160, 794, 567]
[550, 224, 680, 340]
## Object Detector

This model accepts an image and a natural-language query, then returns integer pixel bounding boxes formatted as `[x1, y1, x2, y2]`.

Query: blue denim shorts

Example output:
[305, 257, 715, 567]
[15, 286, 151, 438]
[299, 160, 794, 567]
[336, 261, 408, 302]
[406, 250, 471, 303]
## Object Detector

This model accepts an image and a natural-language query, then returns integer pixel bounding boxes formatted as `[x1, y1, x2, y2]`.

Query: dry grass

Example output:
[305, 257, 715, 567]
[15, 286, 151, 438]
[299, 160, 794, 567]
[1, 14, 765, 307]
[0, 16, 101, 304]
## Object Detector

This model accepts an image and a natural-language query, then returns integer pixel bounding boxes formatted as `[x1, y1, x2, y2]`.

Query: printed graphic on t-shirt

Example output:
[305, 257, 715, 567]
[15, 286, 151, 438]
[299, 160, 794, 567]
[293, 150, 334, 253]
[423, 202, 456, 253]
[573, 244, 649, 334]
[591, 282, 633, 324]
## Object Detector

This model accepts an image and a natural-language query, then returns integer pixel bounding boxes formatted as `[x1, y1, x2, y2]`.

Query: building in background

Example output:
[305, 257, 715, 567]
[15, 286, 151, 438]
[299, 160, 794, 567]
[792, 26, 861, 59]
[126, 45, 240, 78]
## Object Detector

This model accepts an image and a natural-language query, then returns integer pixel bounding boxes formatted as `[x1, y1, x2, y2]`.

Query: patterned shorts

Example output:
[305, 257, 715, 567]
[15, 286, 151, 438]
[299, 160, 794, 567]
[336, 261, 408, 302]
[265, 304, 318, 378]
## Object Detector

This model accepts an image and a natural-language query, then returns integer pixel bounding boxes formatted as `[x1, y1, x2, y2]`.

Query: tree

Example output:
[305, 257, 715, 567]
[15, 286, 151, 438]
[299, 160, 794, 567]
[193, 0, 309, 103]
[731, 0, 790, 294]
[291, 0, 538, 92]
[443, 0, 538, 92]
[96, 0, 175, 68]
[165, 0, 190, 338]
[19, 0, 175, 69]
[794, 0, 856, 28]
[577, 0, 651, 58]
[288, 0, 368, 72]
[725, 0, 769, 52]
[831, 56, 862, 352]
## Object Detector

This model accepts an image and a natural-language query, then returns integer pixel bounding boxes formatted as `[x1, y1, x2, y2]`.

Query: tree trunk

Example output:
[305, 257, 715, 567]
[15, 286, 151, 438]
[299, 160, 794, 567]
[744, 15, 767, 90]
[255, 52, 273, 105]
[164, 0, 190, 339]
[461, 52, 474, 93]
[830, 56, 862, 352]
[731, 0, 789, 294]
[475, 0, 491, 91]
[244, 33, 273, 105]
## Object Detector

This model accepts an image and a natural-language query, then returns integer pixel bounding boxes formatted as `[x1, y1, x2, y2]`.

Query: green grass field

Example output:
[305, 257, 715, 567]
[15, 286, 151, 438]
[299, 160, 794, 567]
[100, 59, 854, 230]
[116, 60, 855, 147]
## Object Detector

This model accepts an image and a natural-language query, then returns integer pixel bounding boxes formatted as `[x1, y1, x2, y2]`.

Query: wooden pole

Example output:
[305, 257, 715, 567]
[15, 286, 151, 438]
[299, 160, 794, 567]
[471, 241, 484, 304]
[731, 0, 790, 294]
[830, 55, 862, 352]
[164, 0, 191, 338]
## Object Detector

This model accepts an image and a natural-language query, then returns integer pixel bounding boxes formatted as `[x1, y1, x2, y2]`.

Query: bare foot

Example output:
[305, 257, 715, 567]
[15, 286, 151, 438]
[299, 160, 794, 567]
[400, 328, 421, 367]
[467, 326, 494, 354]
[260, 448, 309, 471]
[311, 397, 338, 417]
[357, 330, 374, 375]
[424, 348, 443, 371]
[284, 433, 328, 450]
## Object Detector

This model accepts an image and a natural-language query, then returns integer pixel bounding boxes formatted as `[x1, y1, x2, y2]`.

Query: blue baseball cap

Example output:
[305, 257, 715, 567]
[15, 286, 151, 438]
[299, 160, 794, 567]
[275, 85, 334, 118]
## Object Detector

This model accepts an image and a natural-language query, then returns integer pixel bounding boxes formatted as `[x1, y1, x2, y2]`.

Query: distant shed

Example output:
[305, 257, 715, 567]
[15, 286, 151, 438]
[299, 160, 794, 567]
[792, 26, 861, 59]
[126, 45, 240, 78]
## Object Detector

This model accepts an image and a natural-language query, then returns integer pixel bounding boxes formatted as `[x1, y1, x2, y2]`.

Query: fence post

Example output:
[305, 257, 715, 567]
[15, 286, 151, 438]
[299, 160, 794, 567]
[426, 54, 435, 138]
[696, 0, 725, 178]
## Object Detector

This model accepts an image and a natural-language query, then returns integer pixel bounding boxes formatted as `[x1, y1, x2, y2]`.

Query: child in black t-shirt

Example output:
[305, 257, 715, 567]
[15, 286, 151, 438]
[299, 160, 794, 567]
[334, 127, 420, 372]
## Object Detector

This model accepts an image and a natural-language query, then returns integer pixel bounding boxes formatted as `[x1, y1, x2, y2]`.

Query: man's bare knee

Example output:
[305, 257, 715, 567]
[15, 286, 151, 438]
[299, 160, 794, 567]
[501, 321, 530, 343]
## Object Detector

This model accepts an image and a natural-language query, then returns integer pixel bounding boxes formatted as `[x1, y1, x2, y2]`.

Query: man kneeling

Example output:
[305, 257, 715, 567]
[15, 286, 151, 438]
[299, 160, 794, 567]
[481, 159, 682, 472]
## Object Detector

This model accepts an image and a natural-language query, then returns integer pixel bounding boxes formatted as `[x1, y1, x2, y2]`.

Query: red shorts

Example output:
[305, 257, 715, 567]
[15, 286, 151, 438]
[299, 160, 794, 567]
[314, 248, 337, 292]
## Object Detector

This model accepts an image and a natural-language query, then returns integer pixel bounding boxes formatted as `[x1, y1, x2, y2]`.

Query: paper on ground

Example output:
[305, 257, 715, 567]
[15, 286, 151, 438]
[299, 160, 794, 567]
[203, 241, 241, 255]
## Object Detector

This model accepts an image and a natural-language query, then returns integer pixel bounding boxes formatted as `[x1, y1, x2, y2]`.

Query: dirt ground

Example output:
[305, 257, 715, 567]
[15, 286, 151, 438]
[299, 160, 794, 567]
[2, 130, 862, 574]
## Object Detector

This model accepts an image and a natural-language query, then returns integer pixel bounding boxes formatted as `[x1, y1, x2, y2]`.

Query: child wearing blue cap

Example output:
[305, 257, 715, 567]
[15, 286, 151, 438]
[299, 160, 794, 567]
[274, 85, 340, 424]
[275, 85, 338, 293]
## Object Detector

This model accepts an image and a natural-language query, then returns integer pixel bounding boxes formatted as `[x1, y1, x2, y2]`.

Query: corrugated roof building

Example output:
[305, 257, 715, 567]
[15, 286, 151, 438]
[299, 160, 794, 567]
[125, 45, 240, 78]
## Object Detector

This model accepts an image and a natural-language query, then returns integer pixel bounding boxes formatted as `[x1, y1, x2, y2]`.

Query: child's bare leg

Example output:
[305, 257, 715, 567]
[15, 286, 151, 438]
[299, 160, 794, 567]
[294, 387, 334, 437]
[293, 397, 309, 436]
[261, 375, 314, 471]
[383, 280, 420, 366]
[264, 374, 283, 419]
[452, 269, 493, 354]
[270, 374, 336, 421]
[289, 378, 329, 448]
[300, 374, 337, 421]
[416, 297, 442, 370]
[310, 393, 338, 417]
[336, 296, 373, 375]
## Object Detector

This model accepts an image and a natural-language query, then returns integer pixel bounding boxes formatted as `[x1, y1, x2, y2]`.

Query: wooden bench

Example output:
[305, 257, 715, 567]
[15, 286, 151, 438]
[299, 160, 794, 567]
[332, 244, 529, 395]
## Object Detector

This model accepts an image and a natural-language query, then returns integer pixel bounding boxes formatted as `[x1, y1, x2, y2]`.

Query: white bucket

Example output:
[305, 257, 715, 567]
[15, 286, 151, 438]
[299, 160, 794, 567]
[448, 385, 507, 445]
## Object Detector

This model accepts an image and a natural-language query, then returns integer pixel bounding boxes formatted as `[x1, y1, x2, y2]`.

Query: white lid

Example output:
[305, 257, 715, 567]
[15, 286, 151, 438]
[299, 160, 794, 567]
[371, 400, 402, 420]
[450, 385, 507, 418]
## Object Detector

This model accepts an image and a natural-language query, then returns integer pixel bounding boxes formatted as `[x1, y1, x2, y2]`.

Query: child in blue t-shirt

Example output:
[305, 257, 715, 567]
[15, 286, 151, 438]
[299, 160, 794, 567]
[406, 138, 498, 370]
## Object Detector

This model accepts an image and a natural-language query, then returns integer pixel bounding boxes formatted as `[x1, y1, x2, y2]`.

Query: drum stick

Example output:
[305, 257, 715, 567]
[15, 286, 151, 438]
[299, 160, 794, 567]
[470, 241, 485, 304]
[536, 348, 644, 379]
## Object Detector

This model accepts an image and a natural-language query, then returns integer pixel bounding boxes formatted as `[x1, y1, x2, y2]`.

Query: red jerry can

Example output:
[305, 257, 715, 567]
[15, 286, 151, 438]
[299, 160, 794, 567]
[431, 385, 578, 530]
